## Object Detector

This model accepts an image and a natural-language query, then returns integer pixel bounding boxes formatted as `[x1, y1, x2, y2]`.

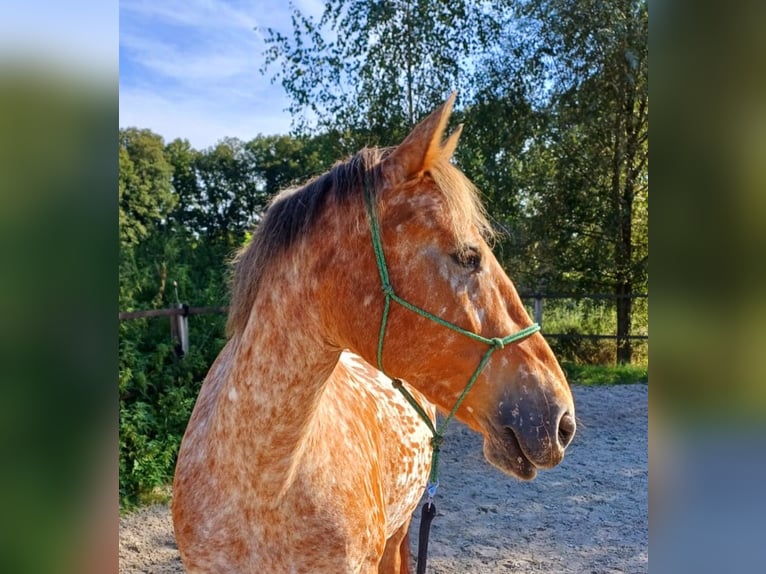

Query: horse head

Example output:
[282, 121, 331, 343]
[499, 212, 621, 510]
[321, 93, 575, 480]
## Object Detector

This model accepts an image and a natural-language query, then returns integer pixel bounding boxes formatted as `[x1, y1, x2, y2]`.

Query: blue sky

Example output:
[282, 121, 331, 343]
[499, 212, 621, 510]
[119, 0, 325, 150]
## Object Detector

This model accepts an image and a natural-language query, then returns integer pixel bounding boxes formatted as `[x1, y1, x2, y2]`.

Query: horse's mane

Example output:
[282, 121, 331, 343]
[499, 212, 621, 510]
[226, 146, 493, 337]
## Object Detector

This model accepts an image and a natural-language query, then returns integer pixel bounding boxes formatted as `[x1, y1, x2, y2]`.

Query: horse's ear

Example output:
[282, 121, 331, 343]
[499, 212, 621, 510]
[441, 123, 463, 159]
[382, 92, 458, 185]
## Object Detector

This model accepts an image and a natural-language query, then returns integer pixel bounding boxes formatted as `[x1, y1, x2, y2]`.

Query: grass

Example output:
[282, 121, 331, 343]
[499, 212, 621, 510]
[562, 361, 648, 386]
[120, 485, 173, 515]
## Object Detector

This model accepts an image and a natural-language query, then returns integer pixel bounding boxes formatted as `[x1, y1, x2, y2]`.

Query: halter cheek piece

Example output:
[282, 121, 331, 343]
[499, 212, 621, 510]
[362, 175, 540, 500]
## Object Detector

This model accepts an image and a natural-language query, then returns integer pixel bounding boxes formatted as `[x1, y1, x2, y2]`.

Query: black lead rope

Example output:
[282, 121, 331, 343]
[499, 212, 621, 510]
[416, 501, 437, 574]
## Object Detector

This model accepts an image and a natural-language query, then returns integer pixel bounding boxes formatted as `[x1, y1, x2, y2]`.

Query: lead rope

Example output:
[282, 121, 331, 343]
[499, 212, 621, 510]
[416, 499, 437, 574]
[363, 174, 539, 572]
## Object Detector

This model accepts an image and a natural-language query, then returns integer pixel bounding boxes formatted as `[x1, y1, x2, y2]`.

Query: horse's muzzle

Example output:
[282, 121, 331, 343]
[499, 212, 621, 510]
[498, 395, 576, 470]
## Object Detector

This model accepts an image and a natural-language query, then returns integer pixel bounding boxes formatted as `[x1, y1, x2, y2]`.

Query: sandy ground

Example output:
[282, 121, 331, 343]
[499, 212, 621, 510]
[119, 383, 648, 573]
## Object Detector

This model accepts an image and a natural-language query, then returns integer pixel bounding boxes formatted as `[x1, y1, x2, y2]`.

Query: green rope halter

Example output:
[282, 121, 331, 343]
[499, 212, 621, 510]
[362, 174, 540, 499]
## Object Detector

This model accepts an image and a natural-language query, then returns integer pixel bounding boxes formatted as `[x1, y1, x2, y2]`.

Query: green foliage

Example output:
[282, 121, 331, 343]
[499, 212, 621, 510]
[466, 0, 649, 362]
[561, 362, 647, 386]
[540, 299, 617, 335]
[524, 297, 648, 365]
[118, 129, 341, 506]
[119, 128, 176, 247]
[455, 90, 542, 288]
[261, 0, 505, 141]
[245, 133, 339, 194]
[118, 218, 229, 507]
[119, 314, 226, 507]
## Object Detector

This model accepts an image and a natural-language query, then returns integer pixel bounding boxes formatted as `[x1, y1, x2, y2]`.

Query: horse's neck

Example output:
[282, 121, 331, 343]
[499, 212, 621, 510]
[211, 288, 341, 496]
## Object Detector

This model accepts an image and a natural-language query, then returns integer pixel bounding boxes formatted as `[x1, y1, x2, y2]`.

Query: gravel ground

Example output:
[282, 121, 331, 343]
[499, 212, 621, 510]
[119, 383, 648, 573]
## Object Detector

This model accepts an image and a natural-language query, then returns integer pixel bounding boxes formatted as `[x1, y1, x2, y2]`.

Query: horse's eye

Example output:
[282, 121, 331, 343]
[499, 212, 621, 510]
[452, 247, 482, 271]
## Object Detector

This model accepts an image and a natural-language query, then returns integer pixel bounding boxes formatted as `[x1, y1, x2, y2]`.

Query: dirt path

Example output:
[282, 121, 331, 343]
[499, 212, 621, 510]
[119, 383, 648, 573]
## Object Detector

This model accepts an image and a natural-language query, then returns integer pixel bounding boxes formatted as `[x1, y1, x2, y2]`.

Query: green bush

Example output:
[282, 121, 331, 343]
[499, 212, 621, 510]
[561, 361, 648, 385]
[525, 297, 648, 366]
[118, 313, 226, 508]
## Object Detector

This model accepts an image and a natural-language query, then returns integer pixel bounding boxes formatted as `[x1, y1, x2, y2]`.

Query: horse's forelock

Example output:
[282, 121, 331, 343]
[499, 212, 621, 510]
[429, 159, 495, 245]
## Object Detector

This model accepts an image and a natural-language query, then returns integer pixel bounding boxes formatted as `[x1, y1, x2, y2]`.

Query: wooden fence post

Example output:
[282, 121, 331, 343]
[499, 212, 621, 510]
[170, 303, 189, 358]
[534, 295, 544, 328]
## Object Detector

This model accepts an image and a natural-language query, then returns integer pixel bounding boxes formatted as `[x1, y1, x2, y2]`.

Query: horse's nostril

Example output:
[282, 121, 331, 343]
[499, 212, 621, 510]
[558, 412, 576, 448]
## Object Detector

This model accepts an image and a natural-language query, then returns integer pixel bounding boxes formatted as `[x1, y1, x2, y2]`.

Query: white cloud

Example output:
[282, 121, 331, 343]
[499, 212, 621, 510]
[120, 0, 298, 145]
[120, 85, 292, 149]
[121, 32, 258, 84]
[120, 0, 259, 31]
[120, 0, 266, 85]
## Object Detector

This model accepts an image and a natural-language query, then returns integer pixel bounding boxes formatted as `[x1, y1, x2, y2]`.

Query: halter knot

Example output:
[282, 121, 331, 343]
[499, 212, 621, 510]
[490, 337, 505, 350]
[381, 283, 395, 297]
[430, 434, 444, 451]
[391, 378, 403, 389]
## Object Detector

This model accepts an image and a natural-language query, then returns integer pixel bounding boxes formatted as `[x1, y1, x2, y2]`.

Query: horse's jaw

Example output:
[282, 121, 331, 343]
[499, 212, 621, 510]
[481, 428, 539, 481]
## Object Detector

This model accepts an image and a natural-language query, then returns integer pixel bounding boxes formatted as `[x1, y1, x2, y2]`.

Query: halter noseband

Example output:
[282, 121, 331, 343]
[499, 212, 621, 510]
[362, 174, 540, 499]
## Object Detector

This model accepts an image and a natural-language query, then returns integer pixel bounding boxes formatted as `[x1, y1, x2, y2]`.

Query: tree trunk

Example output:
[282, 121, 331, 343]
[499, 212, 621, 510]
[613, 1, 643, 365]
[616, 284, 633, 364]
[609, 82, 631, 364]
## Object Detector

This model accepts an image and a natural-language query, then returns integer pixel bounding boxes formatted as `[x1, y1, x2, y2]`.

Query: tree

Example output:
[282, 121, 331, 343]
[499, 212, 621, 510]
[261, 0, 504, 143]
[245, 133, 337, 196]
[119, 131, 229, 506]
[455, 86, 542, 290]
[192, 138, 262, 248]
[119, 128, 179, 316]
[488, 0, 648, 362]
[164, 138, 202, 236]
[119, 128, 175, 248]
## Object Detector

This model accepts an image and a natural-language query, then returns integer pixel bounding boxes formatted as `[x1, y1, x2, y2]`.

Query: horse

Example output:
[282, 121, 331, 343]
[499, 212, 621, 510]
[172, 93, 576, 573]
